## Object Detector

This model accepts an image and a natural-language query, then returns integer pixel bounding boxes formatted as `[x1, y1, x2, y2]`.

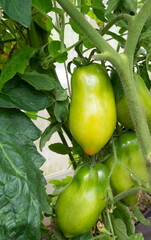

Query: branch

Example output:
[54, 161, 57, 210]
[56, 0, 119, 59]
[100, 14, 131, 36]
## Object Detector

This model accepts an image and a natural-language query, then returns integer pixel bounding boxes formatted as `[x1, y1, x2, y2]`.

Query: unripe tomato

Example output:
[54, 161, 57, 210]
[69, 63, 116, 155]
[116, 73, 151, 129]
[55, 163, 109, 238]
[105, 132, 149, 205]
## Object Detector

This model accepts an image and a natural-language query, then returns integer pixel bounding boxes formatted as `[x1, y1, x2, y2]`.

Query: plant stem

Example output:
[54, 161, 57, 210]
[125, 0, 151, 57]
[113, 186, 149, 204]
[58, 130, 77, 170]
[56, 0, 118, 58]
[106, 207, 116, 240]
[64, 62, 71, 96]
[100, 14, 131, 36]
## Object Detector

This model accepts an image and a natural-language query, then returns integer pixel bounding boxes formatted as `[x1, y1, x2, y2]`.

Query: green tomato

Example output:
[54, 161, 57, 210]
[69, 63, 116, 155]
[105, 132, 149, 205]
[55, 163, 109, 238]
[116, 73, 151, 129]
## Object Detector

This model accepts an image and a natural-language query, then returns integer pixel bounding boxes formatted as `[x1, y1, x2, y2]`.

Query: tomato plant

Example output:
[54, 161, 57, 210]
[0, 0, 151, 239]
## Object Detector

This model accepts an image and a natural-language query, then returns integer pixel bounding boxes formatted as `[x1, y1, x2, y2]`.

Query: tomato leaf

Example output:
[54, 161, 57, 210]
[0, 108, 40, 141]
[113, 201, 135, 236]
[0, 47, 35, 91]
[32, 0, 53, 13]
[110, 69, 124, 101]
[128, 233, 144, 240]
[69, 18, 83, 35]
[54, 99, 69, 122]
[112, 218, 128, 240]
[0, 0, 31, 27]
[92, 0, 106, 22]
[48, 40, 68, 63]
[131, 205, 151, 226]
[19, 71, 56, 91]
[40, 123, 61, 151]
[138, 64, 151, 90]
[70, 231, 93, 240]
[0, 108, 48, 239]
[105, 0, 120, 16]
[0, 77, 54, 111]
[52, 88, 68, 101]
[32, 12, 54, 31]
[49, 143, 70, 155]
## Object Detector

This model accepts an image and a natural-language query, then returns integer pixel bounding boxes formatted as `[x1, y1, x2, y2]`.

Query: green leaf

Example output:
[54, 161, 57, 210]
[0, 93, 15, 108]
[105, 0, 120, 16]
[128, 233, 144, 240]
[25, 111, 38, 120]
[50, 176, 72, 187]
[69, 18, 83, 35]
[50, 176, 73, 196]
[54, 224, 67, 240]
[0, 76, 54, 111]
[19, 71, 56, 91]
[131, 205, 151, 226]
[0, 108, 48, 239]
[110, 69, 124, 101]
[0, 0, 31, 27]
[40, 123, 61, 151]
[32, 12, 54, 31]
[0, 108, 40, 141]
[106, 31, 126, 46]
[48, 40, 68, 63]
[113, 201, 135, 236]
[138, 64, 151, 90]
[32, 0, 53, 13]
[112, 218, 128, 240]
[92, 0, 106, 22]
[0, 47, 35, 91]
[49, 143, 70, 155]
[122, 0, 137, 13]
[70, 231, 93, 240]
[41, 186, 51, 214]
[52, 88, 68, 101]
[54, 99, 69, 122]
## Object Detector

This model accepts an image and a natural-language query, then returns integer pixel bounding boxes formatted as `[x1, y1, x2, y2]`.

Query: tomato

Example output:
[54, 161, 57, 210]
[116, 73, 151, 129]
[105, 132, 149, 205]
[55, 163, 109, 238]
[69, 63, 116, 155]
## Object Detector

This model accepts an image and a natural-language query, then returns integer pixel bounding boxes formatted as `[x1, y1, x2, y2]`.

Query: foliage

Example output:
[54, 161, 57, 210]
[0, 0, 151, 239]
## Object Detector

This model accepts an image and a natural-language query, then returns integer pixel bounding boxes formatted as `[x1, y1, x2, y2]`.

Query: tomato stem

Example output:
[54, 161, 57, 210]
[113, 186, 150, 204]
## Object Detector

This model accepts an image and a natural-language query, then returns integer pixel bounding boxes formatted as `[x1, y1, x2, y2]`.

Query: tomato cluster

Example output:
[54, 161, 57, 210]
[55, 64, 149, 238]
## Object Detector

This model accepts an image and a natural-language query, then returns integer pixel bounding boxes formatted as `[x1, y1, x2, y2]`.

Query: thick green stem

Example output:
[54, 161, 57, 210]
[125, 0, 151, 57]
[56, 0, 118, 58]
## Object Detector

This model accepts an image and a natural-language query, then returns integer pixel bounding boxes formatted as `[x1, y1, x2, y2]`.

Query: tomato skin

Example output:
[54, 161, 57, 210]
[55, 163, 109, 238]
[116, 73, 151, 129]
[69, 63, 116, 155]
[105, 132, 149, 205]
